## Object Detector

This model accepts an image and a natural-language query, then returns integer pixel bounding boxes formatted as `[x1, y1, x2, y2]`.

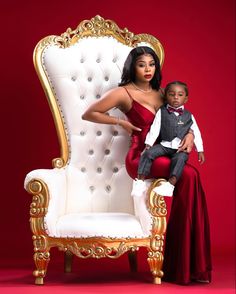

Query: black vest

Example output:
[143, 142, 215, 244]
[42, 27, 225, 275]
[160, 105, 193, 141]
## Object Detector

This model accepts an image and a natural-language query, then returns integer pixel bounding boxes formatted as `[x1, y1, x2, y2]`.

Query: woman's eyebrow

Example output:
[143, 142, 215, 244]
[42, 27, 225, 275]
[136, 60, 155, 64]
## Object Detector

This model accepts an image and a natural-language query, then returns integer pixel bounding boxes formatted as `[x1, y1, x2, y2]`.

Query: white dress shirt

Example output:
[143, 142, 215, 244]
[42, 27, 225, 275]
[145, 105, 204, 152]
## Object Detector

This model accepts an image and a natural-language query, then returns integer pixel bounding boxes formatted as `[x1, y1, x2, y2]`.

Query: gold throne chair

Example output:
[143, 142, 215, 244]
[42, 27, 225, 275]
[24, 15, 167, 285]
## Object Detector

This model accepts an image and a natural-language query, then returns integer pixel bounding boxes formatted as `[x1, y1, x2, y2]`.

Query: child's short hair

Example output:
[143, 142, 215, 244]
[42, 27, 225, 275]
[164, 81, 189, 97]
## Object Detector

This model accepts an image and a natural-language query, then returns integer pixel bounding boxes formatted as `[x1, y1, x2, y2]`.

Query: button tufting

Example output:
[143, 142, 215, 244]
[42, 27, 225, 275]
[89, 186, 95, 192]
[80, 59, 84, 63]
[96, 131, 102, 136]
[113, 167, 119, 173]
[71, 76, 76, 81]
[81, 167, 86, 172]
[112, 58, 117, 62]
[80, 95, 85, 100]
[80, 131, 85, 136]
[104, 76, 109, 81]
[106, 185, 111, 192]
[96, 94, 101, 99]
[97, 167, 102, 173]
[88, 149, 94, 155]
[113, 130, 118, 136]
[96, 58, 101, 63]
[104, 149, 110, 155]
[88, 77, 92, 82]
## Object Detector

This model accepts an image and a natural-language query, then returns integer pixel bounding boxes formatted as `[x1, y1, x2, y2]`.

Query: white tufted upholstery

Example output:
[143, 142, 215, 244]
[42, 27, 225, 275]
[25, 37, 154, 238]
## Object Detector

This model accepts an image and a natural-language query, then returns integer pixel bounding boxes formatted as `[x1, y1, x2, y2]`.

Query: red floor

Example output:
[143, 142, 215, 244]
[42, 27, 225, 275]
[0, 251, 235, 294]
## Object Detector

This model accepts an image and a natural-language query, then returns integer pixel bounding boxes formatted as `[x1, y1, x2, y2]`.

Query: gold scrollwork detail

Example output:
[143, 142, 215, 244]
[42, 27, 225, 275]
[32, 235, 50, 284]
[148, 179, 167, 217]
[146, 180, 167, 284]
[33, 251, 50, 281]
[147, 252, 164, 281]
[60, 15, 134, 47]
[148, 250, 162, 260]
[147, 249, 164, 284]
[30, 217, 47, 236]
[27, 179, 49, 217]
[52, 157, 64, 168]
[66, 241, 137, 259]
[32, 235, 48, 252]
[26, 179, 49, 235]
[78, 15, 120, 35]
[150, 234, 165, 252]
[43, 15, 164, 66]
[36, 35, 63, 50]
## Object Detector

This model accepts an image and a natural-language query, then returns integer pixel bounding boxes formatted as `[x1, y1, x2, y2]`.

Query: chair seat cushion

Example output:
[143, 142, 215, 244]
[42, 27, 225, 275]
[54, 212, 147, 238]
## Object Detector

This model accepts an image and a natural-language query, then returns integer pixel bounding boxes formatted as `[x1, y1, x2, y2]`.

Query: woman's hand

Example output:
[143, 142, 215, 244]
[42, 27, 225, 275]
[178, 132, 194, 153]
[119, 120, 142, 135]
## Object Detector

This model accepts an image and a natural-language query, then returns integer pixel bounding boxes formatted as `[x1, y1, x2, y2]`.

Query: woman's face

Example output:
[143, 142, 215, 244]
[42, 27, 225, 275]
[135, 54, 156, 83]
[166, 85, 188, 108]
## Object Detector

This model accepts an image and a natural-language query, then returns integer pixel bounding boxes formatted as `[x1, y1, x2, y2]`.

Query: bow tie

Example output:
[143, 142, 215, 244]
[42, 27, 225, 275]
[167, 106, 184, 115]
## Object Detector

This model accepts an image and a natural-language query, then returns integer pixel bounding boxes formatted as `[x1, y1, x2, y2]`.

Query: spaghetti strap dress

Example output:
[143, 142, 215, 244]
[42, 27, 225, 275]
[124, 89, 212, 285]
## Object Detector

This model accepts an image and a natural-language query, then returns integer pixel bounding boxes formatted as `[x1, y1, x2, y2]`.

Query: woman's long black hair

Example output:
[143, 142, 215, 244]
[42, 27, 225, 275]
[118, 46, 162, 90]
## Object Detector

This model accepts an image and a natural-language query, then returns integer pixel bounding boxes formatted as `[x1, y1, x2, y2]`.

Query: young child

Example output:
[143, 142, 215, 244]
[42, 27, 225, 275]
[131, 80, 205, 197]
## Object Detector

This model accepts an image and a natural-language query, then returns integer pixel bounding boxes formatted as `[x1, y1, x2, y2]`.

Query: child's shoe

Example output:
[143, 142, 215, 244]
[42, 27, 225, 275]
[131, 179, 148, 197]
[153, 181, 174, 197]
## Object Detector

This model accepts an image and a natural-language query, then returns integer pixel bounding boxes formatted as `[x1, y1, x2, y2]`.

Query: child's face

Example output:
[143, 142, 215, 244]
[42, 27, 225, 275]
[166, 85, 188, 108]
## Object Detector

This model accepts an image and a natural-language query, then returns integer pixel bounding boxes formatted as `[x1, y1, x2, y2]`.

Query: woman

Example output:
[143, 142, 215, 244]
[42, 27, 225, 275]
[82, 46, 212, 285]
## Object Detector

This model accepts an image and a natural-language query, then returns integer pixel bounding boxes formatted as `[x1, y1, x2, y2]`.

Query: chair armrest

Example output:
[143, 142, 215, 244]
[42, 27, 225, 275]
[133, 179, 167, 236]
[147, 178, 167, 252]
[133, 179, 153, 235]
[24, 168, 67, 236]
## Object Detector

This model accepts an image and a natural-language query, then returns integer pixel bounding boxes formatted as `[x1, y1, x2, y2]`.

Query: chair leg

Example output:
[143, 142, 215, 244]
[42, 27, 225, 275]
[64, 250, 73, 273]
[147, 251, 164, 284]
[128, 251, 138, 272]
[33, 251, 50, 285]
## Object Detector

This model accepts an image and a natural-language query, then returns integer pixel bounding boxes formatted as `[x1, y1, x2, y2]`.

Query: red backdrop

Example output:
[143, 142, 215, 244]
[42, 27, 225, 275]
[0, 0, 235, 263]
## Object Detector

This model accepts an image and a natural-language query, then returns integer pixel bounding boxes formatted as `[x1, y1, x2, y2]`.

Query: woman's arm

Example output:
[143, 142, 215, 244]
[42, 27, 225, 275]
[82, 87, 141, 135]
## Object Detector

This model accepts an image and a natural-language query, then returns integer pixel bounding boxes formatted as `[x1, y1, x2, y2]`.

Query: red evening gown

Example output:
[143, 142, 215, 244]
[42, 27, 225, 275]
[125, 98, 212, 285]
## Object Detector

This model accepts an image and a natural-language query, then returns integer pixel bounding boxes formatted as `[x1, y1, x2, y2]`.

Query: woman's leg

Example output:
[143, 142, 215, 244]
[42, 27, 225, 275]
[162, 163, 212, 284]
[126, 153, 212, 285]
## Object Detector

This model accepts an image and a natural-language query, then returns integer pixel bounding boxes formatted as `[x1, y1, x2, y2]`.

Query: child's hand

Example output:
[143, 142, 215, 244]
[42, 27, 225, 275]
[198, 152, 205, 164]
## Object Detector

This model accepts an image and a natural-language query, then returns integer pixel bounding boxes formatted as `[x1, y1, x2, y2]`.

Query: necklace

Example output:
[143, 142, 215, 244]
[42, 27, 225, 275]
[132, 82, 152, 93]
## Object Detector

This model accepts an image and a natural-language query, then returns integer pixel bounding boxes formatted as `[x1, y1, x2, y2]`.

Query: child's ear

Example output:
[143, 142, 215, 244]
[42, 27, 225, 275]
[184, 96, 188, 103]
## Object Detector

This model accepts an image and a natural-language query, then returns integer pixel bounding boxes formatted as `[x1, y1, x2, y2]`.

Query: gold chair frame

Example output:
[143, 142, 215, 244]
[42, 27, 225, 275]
[26, 15, 167, 285]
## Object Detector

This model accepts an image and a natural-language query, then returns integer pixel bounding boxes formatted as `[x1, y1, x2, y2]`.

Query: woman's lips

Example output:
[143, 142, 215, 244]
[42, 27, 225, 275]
[144, 75, 152, 79]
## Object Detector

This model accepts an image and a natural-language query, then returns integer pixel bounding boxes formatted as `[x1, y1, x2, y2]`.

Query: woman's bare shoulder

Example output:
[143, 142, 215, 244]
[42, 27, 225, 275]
[102, 86, 129, 103]
[102, 86, 126, 97]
